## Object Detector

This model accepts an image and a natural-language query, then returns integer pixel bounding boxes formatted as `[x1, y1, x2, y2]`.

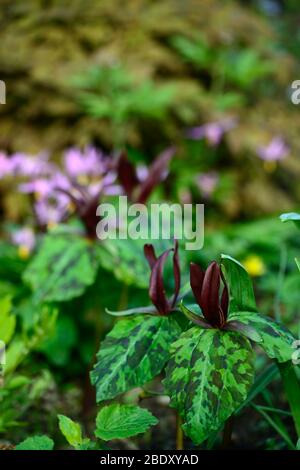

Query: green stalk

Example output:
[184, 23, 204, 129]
[176, 413, 184, 450]
[277, 362, 300, 438]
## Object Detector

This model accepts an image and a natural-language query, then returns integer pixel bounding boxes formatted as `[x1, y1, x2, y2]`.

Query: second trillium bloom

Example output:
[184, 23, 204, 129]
[190, 261, 229, 328]
[144, 240, 180, 316]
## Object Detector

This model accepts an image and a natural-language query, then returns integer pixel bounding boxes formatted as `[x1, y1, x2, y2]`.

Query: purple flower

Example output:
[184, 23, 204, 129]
[34, 193, 69, 227]
[196, 172, 219, 198]
[186, 118, 236, 146]
[256, 137, 289, 161]
[19, 179, 54, 198]
[19, 172, 72, 199]
[11, 152, 52, 177]
[0, 152, 15, 178]
[11, 227, 36, 252]
[64, 146, 108, 179]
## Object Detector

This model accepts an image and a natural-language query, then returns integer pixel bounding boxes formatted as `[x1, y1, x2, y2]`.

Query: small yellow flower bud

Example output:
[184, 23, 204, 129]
[243, 255, 266, 277]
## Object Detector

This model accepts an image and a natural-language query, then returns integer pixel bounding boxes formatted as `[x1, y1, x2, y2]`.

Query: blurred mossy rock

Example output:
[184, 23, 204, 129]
[0, 0, 296, 150]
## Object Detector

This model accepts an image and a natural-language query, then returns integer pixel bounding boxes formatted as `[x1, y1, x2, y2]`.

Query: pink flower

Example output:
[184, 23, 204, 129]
[187, 118, 237, 146]
[64, 146, 108, 178]
[11, 152, 52, 177]
[256, 137, 289, 161]
[0, 152, 15, 178]
[34, 193, 69, 226]
[11, 227, 36, 252]
[196, 172, 219, 198]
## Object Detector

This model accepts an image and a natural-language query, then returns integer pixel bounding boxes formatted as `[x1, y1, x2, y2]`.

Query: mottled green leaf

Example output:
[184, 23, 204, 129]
[23, 235, 99, 302]
[221, 254, 257, 312]
[96, 239, 149, 289]
[0, 296, 15, 344]
[95, 404, 158, 441]
[91, 314, 181, 402]
[164, 328, 254, 445]
[15, 435, 54, 450]
[229, 311, 295, 363]
[96, 238, 177, 289]
[58, 414, 83, 448]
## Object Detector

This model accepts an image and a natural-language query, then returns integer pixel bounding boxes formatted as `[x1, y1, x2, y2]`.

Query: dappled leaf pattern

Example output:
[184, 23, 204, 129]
[91, 314, 181, 402]
[23, 235, 99, 302]
[164, 327, 254, 444]
[228, 311, 295, 363]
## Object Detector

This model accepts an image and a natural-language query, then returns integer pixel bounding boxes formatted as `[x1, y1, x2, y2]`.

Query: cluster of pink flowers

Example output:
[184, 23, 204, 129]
[0, 147, 122, 249]
[0, 146, 174, 250]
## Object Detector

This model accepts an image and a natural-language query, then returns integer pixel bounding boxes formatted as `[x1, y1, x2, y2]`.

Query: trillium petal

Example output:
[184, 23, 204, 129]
[136, 147, 174, 203]
[144, 244, 157, 270]
[149, 249, 172, 315]
[117, 152, 139, 198]
[201, 261, 221, 326]
[171, 240, 181, 308]
[190, 262, 205, 308]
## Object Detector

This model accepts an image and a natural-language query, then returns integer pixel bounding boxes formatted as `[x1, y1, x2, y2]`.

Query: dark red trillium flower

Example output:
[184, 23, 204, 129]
[144, 240, 180, 316]
[190, 261, 229, 328]
[117, 147, 175, 204]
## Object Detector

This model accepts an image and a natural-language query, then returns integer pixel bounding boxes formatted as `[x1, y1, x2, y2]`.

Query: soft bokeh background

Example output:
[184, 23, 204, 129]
[1, 0, 300, 220]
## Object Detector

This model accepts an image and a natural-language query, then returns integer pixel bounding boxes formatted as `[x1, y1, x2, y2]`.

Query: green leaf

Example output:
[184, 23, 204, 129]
[221, 254, 257, 312]
[91, 314, 181, 402]
[236, 363, 278, 413]
[164, 328, 254, 445]
[23, 235, 99, 302]
[228, 311, 295, 363]
[38, 315, 78, 367]
[280, 212, 300, 229]
[58, 415, 83, 448]
[95, 404, 158, 441]
[96, 239, 150, 289]
[0, 296, 16, 344]
[277, 362, 300, 438]
[15, 435, 54, 450]
[77, 439, 103, 450]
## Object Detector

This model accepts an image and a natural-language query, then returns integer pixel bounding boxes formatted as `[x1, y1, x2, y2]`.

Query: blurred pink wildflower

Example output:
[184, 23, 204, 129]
[187, 118, 236, 146]
[256, 137, 289, 161]
[196, 172, 219, 198]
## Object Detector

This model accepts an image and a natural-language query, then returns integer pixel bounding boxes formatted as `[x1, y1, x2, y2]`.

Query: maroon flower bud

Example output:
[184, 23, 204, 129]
[144, 240, 180, 316]
[117, 148, 174, 204]
[190, 261, 229, 328]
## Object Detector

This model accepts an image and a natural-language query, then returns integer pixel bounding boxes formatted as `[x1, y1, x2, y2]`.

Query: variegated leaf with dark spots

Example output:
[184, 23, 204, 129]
[163, 327, 254, 445]
[24, 234, 99, 302]
[228, 311, 295, 363]
[91, 313, 182, 402]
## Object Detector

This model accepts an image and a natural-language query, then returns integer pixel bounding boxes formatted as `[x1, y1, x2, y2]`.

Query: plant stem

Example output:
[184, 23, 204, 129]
[221, 415, 234, 449]
[118, 284, 128, 311]
[176, 412, 184, 450]
[277, 361, 300, 438]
